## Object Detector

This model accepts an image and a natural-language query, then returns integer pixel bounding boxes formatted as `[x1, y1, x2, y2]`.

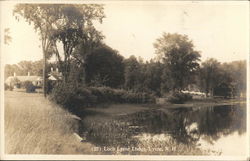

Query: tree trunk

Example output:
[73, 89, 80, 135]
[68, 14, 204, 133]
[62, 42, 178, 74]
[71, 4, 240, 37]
[43, 49, 47, 97]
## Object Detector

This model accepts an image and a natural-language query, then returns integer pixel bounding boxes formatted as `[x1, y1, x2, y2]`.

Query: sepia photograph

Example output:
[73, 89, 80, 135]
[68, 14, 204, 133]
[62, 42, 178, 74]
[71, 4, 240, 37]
[0, 1, 249, 160]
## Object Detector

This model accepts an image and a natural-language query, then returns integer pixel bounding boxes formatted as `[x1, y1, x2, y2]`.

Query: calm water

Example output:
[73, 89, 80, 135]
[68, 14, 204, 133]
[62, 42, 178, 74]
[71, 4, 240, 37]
[79, 103, 246, 155]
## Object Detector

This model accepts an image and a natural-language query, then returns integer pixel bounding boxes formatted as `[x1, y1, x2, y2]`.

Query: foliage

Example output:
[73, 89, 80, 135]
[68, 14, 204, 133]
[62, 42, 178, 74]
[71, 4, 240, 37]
[85, 45, 125, 88]
[154, 33, 201, 91]
[23, 81, 36, 93]
[50, 82, 156, 109]
[13, 4, 105, 90]
[167, 92, 193, 104]
[46, 80, 58, 94]
[199, 59, 246, 97]
[123, 55, 144, 91]
[143, 61, 163, 96]
[220, 60, 246, 97]
[88, 86, 155, 104]
[4, 60, 56, 79]
[199, 58, 221, 96]
[49, 4, 105, 81]
[213, 83, 233, 98]
[14, 4, 58, 95]
[4, 83, 13, 91]
[50, 81, 79, 108]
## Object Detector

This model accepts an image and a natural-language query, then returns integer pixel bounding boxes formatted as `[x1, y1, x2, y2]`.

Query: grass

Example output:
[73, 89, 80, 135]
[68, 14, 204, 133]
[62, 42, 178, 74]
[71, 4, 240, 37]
[4, 91, 98, 154]
[4, 90, 243, 155]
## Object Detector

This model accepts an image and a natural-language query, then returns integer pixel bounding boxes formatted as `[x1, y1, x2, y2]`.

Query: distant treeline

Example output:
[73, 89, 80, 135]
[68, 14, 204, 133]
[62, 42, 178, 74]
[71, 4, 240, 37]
[5, 43, 246, 98]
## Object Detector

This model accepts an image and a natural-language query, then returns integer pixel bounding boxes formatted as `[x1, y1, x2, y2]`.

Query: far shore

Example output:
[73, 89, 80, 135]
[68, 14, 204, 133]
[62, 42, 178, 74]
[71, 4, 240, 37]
[82, 98, 246, 117]
[161, 98, 246, 108]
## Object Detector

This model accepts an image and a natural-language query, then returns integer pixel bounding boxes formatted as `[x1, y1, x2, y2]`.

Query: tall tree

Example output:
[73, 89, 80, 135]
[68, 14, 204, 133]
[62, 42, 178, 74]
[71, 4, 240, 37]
[85, 45, 124, 88]
[154, 33, 201, 92]
[220, 60, 246, 97]
[124, 55, 143, 91]
[13, 4, 105, 95]
[50, 4, 105, 81]
[14, 4, 57, 96]
[143, 60, 163, 95]
[199, 58, 221, 96]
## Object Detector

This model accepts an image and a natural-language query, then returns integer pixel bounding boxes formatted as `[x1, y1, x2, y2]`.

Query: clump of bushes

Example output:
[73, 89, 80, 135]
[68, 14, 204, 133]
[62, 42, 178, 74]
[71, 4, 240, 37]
[167, 92, 192, 104]
[23, 81, 36, 93]
[88, 86, 155, 104]
[49, 82, 79, 108]
[50, 82, 155, 109]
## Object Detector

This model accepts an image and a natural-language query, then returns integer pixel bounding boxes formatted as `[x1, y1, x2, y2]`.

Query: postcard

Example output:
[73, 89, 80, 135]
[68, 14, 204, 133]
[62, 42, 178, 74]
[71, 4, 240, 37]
[0, 1, 249, 160]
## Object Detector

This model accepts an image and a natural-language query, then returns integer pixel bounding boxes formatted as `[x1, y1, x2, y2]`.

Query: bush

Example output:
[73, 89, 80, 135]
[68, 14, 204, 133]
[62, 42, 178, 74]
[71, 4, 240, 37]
[50, 82, 78, 107]
[47, 80, 58, 94]
[23, 81, 36, 93]
[4, 83, 13, 91]
[87, 86, 155, 104]
[50, 83, 156, 109]
[168, 92, 192, 104]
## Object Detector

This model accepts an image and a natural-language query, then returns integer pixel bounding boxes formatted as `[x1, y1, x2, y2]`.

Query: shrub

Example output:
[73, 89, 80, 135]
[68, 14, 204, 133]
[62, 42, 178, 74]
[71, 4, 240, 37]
[50, 82, 97, 110]
[23, 81, 36, 93]
[50, 82, 78, 107]
[50, 84, 156, 109]
[168, 92, 192, 104]
[47, 80, 57, 94]
[4, 83, 13, 91]
[87, 86, 155, 104]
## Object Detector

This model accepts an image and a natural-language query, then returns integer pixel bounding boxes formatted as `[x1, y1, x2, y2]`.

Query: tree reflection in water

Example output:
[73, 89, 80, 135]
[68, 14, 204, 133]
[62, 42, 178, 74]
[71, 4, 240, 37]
[80, 103, 246, 154]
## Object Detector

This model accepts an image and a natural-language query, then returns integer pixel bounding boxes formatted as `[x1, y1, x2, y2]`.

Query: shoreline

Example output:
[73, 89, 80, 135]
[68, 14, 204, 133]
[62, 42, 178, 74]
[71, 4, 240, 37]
[161, 98, 246, 109]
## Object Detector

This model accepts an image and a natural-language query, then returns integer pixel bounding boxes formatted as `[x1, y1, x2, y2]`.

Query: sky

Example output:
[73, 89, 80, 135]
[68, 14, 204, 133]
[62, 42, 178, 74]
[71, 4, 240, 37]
[1, 1, 249, 65]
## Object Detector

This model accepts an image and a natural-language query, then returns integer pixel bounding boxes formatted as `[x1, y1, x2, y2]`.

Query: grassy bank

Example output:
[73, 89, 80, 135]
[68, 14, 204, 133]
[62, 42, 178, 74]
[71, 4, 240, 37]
[4, 91, 97, 154]
[4, 91, 245, 155]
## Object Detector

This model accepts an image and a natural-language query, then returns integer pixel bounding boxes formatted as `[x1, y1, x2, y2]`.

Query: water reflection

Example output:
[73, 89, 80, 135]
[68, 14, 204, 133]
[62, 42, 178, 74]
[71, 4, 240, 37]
[80, 103, 246, 155]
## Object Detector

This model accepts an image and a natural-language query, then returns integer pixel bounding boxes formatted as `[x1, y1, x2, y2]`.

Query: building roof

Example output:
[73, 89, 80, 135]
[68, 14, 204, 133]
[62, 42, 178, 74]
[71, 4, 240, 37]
[5, 76, 42, 83]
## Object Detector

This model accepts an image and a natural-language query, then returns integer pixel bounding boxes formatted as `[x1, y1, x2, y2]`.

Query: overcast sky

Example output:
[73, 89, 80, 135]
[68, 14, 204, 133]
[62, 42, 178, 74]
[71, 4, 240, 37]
[1, 1, 249, 65]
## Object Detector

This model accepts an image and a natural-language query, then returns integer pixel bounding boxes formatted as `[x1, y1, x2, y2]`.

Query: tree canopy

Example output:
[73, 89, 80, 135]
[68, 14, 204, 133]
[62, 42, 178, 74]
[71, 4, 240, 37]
[154, 33, 201, 91]
[199, 58, 221, 96]
[85, 45, 125, 88]
[13, 4, 105, 85]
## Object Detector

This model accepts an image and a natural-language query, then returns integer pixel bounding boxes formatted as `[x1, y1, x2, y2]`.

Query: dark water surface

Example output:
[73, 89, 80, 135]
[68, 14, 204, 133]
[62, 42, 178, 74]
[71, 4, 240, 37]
[79, 103, 246, 155]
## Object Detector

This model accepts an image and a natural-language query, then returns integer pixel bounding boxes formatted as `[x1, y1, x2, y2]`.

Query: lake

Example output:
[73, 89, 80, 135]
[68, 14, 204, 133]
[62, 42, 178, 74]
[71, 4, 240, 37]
[79, 103, 246, 155]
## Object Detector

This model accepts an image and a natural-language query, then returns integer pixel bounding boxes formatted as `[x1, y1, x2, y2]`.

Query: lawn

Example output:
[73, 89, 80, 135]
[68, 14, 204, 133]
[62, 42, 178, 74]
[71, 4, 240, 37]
[4, 91, 98, 154]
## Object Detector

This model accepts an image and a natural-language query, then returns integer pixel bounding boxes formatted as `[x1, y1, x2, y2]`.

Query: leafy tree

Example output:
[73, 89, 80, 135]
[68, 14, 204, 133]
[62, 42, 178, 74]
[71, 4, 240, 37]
[4, 64, 21, 79]
[13, 4, 105, 95]
[154, 33, 201, 92]
[124, 55, 144, 91]
[14, 4, 59, 96]
[49, 4, 105, 81]
[220, 60, 246, 97]
[4, 60, 54, 79]
[143, 60, 163, 96]
[85, 45, 124, 88]
[199, 58, 221, 96]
